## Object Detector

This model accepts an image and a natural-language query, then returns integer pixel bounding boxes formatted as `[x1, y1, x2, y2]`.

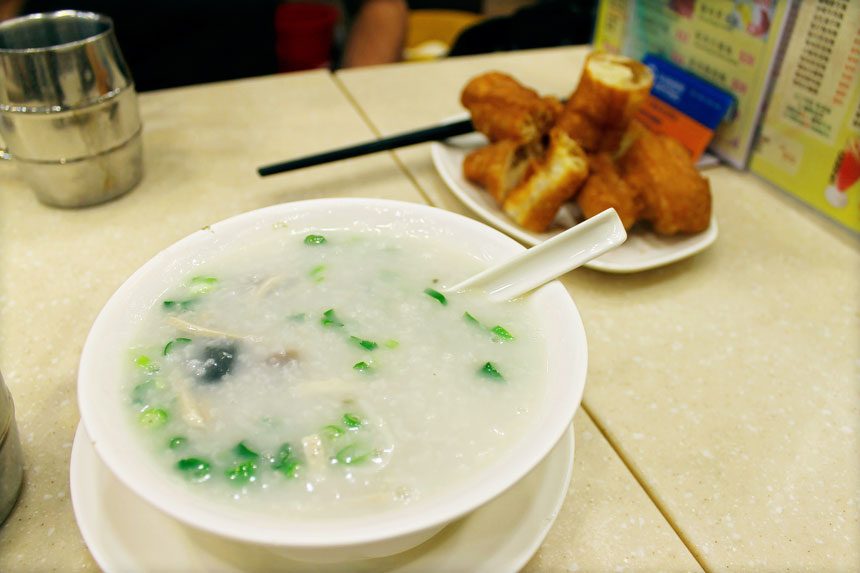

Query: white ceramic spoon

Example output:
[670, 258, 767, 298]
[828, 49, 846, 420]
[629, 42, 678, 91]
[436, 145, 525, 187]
[446, 208, 626, 302]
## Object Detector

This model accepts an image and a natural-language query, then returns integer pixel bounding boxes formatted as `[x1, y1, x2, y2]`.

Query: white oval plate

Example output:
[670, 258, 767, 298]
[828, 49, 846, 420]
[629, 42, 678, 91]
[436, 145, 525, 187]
[431, 129, 718, 273]
[70, 423, 574, 573]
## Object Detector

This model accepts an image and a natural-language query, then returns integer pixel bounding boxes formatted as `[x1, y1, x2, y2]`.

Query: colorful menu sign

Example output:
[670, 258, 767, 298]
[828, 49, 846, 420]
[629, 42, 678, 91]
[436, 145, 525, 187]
[593, 0, 796, 168]
[636, 54, 736, 160]
[749, 0, 860, 233]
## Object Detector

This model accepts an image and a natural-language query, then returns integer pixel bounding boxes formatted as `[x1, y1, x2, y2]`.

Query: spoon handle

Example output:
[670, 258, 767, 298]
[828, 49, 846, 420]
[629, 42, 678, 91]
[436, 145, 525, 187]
[447, 209, 626, 302]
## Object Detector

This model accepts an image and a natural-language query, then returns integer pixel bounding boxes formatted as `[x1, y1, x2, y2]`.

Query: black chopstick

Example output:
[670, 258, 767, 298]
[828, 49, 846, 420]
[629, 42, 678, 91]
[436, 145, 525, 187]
[257, 117, 475, 177]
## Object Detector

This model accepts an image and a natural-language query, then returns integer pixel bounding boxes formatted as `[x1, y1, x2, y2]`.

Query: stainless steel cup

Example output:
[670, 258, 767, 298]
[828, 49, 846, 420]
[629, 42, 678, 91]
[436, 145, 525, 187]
[0, 11, 143, 207]
[0, 370, 23, 526]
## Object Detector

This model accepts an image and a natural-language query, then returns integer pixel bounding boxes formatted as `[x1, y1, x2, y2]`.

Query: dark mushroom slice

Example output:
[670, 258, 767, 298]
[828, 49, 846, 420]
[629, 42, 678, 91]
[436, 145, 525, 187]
[267, 350, 300, 367]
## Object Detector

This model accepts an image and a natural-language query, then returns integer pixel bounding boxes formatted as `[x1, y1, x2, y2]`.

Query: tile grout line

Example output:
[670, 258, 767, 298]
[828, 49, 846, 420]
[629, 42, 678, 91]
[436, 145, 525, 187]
[333, 69, 711, 573]
[330, 73, 435, 207]
[580, 402, 712, 573]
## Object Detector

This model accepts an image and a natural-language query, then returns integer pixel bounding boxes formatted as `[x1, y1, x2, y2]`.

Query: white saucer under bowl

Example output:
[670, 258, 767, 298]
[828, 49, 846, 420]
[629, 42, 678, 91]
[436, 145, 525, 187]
[70, 423, 574, 573]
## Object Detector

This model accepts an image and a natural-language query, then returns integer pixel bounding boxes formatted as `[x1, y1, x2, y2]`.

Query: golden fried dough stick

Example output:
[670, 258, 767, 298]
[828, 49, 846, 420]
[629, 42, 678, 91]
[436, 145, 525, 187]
[555, 110, 602, 152]
[543, 95, 564, 120]
[461, 72, 561, 144]
[557, 53, 653, 154]
[503, 128, 589, 232]
[461, 71, 545, 109]
[463, 140, 538, 202]
[467, 104, 542, 145]
[620, 130, 711, 235]
[576, 153, 642, 230]
[597, 127, 627, 155]
[557, 118, 642, 157]
[608, 119, 649, 157]
[566, 52, 654, 128]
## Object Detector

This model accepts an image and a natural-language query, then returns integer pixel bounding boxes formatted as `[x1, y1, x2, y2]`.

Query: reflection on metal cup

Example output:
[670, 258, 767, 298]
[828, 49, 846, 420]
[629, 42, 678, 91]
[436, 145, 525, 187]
[0, 370, 23, 527]
[0, 11, 143, 208]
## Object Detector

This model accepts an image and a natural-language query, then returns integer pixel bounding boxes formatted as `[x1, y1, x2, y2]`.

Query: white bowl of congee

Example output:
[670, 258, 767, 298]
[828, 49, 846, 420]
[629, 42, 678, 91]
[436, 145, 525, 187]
[77, 198, 587, 561]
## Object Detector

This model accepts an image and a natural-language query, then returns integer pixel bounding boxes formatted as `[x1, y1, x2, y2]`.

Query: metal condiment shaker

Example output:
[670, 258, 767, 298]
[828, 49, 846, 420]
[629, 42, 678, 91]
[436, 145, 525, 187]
[0, 370, 24, 526]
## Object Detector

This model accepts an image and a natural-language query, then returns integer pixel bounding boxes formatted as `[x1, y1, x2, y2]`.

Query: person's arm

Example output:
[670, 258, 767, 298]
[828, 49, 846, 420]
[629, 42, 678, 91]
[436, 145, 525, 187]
[342, 0, 407, 68]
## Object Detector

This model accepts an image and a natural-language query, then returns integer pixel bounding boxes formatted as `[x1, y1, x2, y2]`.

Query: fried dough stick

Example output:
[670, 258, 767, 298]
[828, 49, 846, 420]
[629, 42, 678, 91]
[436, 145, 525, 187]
[461, 72, 562, 144]
[557, 53, 653, 153]
[568, 53, 654, 127]
[620, 131, 711, 235]
[463, 140, 538, 202]
[503, 128, 589, 232]
[555, 110, 602, 152]
[577, 153, 642, 230]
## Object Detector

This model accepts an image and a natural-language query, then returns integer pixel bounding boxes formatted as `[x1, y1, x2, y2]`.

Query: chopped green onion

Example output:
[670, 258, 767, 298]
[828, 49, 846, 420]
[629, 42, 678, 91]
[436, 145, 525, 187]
[275, 457, 300, 479]
[349, 336, 378, 351]
[479, 362, 505, 382]
[272, 444, 293, 462]
[321, 309, 344, 328]
[131, 380, 155, 406]
[177, 458, 211, 481]
[201, 225, 212, 232]
[190, 276, 218, 295]
[139, 408, 168, 428]
[189, 285, 213, 296]
[309, 264, 326, 282]
[234, 441, 260, 460]
[162, 299, 195, 311]
[353, 361, 371, 373]
[288, 313, 306, 322]
[164, 277, 218, 304]
[134, 355, 159, 373]
[225, 461, 257, 484]
[272, 443, 293, 461]
[304, 234, 327, 246]
[168, 436, 187, 450]
[322, 425, 345, 439]
[271, 444, 300, 478]
[464, 312, 515, 342]
[463, 311, 480, 326]
[342, 413, 362, 428]
[491, 325, 515, 341]
[424, 288, 447, 305]
[162, 337, 192, 356]
[384, 339, 399, 349]
[334, 444, 372, 465]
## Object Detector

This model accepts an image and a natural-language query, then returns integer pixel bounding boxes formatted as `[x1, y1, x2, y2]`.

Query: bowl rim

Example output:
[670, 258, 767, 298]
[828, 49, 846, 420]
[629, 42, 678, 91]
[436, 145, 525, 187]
[77, 197, 587, 548]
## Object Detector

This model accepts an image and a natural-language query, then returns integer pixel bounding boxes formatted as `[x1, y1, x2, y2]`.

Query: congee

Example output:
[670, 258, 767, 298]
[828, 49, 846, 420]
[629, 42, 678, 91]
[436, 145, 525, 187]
[125, 226, 547, 516]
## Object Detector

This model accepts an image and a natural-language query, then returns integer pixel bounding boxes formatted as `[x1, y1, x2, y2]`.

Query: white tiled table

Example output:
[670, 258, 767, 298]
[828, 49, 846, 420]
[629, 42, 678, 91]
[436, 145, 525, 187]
[1, 46, 857, 572]
[337, 45, 860, 572]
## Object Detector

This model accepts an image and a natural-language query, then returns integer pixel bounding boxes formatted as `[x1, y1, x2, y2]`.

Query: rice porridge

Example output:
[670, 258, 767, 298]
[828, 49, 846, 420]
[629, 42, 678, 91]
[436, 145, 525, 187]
[124, 227, 547, 517]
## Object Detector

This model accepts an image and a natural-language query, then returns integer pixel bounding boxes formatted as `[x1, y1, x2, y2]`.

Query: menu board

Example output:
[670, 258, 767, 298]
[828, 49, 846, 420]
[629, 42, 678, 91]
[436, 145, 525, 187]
[593, 0, 796, 168]
[749, 0, 860, 233]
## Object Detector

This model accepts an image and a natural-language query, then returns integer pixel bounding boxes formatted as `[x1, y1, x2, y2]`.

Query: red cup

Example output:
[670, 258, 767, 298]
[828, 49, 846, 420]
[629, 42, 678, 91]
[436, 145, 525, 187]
[275, 3, 340, 72]
[836, 139, 860, 192]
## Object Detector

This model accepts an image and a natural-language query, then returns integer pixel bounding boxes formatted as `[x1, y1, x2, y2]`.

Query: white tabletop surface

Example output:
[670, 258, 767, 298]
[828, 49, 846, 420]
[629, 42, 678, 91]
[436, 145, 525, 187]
[0, 46, 857, 572]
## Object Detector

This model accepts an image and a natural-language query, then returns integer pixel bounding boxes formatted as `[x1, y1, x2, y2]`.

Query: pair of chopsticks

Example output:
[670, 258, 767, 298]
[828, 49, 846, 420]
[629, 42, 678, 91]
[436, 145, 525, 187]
[257, 117, 474, 177]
